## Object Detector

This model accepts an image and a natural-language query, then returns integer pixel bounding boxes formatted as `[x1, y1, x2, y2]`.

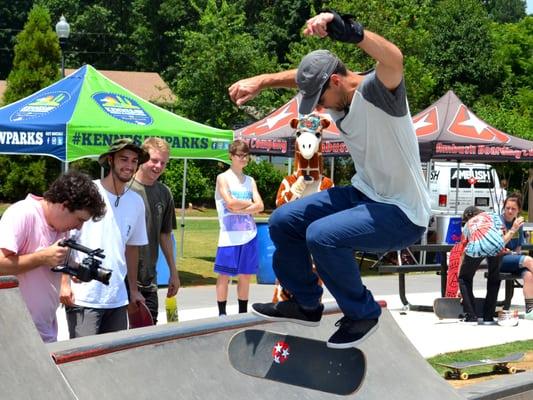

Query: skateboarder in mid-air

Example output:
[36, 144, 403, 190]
[229, 10, 430, 348]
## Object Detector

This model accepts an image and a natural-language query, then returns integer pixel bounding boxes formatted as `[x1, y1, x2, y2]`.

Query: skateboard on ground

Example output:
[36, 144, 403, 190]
[128, 302, 154, 329]
[433, 297, 485, 319]
[437, 352, 524, 380]
[228, 329, 366, 395]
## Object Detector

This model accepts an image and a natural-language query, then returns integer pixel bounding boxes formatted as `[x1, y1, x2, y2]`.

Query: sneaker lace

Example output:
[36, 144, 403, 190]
[334, 316, 351, 328]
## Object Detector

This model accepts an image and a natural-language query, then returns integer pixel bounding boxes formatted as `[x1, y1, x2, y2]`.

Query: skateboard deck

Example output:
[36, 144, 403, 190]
[438, 352, 524, 380]
[446, 241, 466, 297]
[228, 329, 366, 395]
[433, 297, 485, 319]
[128, 302, 154, 329]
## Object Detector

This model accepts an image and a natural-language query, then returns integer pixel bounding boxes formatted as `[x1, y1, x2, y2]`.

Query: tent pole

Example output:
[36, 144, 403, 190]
[179, 159, 188, 259]
[63, 162, 69, 173]
[455, 160, 460, 214]
[330, 157, 334, 182]
[287, 158, 291, 175]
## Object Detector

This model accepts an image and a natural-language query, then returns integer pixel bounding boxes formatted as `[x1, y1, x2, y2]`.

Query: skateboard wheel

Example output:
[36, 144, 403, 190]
[460, 372, 469, 380]
[444, 371, 453, 379]
[509, 367, 517, 374]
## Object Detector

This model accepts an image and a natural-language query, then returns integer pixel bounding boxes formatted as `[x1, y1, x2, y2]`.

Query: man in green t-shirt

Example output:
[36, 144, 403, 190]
[132, 137, 180, 324]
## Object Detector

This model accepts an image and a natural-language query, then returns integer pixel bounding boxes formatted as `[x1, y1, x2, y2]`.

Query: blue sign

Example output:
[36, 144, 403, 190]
[10, 91, 71, 122]
[92, 92, 153, 125]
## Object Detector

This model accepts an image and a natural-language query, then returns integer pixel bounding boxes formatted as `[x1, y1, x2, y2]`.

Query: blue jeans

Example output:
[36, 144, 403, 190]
[269, 186, 426, 320]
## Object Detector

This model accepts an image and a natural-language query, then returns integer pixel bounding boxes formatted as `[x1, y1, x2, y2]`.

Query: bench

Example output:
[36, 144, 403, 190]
[378, 263, 443, 311]
[483, 271, 523, 310]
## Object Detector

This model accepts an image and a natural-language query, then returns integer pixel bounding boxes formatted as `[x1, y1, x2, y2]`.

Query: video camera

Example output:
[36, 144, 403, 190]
[52, 238, 112, 285]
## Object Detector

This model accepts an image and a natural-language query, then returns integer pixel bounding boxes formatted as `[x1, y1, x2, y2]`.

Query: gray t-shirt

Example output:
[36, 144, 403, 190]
[331, 72, 431, 228]
[131, 180, 176, 290]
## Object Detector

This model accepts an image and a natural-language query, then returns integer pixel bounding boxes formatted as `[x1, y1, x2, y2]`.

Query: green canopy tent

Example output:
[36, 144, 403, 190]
[0, 64, 233, 256]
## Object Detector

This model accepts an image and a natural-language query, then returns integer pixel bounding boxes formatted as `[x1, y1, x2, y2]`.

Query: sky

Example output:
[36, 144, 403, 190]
[528, 0, 533, 14]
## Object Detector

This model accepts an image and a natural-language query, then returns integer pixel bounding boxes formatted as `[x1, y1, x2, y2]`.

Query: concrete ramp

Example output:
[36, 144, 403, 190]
[0, 277, 76, 399]
[48, 303, 464, 400]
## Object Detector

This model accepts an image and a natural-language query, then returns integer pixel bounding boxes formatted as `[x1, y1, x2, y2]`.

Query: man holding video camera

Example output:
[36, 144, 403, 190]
[63, 138, 149, 337]
[0, 171, 106, 342]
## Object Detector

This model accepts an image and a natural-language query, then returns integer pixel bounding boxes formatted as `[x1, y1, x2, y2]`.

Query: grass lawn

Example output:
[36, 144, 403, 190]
[176, 219, 220, 286]
[0, 203, 9, 216]
[428, 340, 533, 376]
[176, 217, 381, 287]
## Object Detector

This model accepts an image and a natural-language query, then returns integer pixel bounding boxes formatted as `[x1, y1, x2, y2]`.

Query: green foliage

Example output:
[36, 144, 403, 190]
[3, 4, 61, 104]
[472, 17, 533, 139]
[69, 158, 101, 179]
[483, 0, 527, 23]
[244, 159, 285, 210]
[161, 159, 213, 206]
[0, 155, 60, 201]
[288, 0, 436, 112]
[173, 0, 278, 128]
[0, 0, 34, 80]
[422, 0, 501, 104]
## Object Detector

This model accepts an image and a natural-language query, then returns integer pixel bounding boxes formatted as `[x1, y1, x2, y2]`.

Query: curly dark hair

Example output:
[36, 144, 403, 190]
[43, 171, 106, 221]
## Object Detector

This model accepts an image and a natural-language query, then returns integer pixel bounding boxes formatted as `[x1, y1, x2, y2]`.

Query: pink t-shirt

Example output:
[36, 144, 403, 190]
[0, 195, 66, 342]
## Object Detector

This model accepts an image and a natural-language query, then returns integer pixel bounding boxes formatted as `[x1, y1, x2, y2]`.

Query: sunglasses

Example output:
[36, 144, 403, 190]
[233, 153, 249, 160]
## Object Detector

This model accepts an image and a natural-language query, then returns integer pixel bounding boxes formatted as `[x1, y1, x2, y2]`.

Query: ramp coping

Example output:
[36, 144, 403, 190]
[49, 302, 345, 364]
[0, 275, 19, 288]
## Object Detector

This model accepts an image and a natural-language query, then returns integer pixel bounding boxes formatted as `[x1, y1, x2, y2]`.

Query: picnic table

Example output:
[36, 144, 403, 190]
[377, 243, 529, 312]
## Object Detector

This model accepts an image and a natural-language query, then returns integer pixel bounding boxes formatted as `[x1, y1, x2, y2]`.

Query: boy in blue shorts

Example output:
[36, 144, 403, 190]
[214, 140, 264, 316]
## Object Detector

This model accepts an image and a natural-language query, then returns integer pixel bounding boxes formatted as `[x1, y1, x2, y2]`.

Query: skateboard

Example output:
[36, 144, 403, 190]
[446, 241, 466, 297]
[128, 302, 154, 329]
[228, 329, 366, 395]
[433, 297, 486, 319]
[438, 352, 524, 380]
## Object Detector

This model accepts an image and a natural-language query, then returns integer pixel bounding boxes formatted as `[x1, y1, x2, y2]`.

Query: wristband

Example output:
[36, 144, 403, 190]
[323, 10, 364, 44]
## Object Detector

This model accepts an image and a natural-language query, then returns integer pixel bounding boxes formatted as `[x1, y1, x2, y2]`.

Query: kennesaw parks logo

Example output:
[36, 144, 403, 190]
[10, 91, 70, 122]
[93, 93, 153, 125]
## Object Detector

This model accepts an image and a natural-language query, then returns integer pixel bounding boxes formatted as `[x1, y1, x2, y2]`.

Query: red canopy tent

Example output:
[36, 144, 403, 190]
[235, 90, 533, 162]
[414, 90, 533, 162]
[234, 94, 348, 157]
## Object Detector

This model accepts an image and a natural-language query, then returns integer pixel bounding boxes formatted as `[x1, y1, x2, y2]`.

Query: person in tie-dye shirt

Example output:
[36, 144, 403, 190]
[458, 206, 521, 324]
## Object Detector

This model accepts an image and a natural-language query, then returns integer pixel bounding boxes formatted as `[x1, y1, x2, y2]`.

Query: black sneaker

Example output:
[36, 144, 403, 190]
[460, 314, 478, 324]
[251, 299, 323, 327]
[327, 317, 379, 349]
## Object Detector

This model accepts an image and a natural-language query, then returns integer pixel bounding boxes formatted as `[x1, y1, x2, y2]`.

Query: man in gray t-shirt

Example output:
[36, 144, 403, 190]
[132, 137, 179, 324]
[229, 10, 430, 348]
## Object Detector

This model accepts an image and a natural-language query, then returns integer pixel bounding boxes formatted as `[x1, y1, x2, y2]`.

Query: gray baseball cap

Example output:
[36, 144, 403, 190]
[296, 50, 339, 115]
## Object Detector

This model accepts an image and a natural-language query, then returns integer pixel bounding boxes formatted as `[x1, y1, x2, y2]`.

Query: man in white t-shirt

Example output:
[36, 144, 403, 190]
[229, 10, 431, 348]
[0, 171, 106, 342]
[63, 138, 149, 337]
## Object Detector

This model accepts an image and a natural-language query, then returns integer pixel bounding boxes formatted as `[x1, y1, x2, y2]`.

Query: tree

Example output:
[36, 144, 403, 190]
[3, 4, 61, 104]
[172, 0, 278, 128]
[422, 0, 502, 105]
[287, 0, 436, 112]
[162, 159, 214, 206]
[483, 0, 526, 23]
[0, 0, 33, 80]
[244, 159, 285, 210]
[473, 17, 532, 140]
